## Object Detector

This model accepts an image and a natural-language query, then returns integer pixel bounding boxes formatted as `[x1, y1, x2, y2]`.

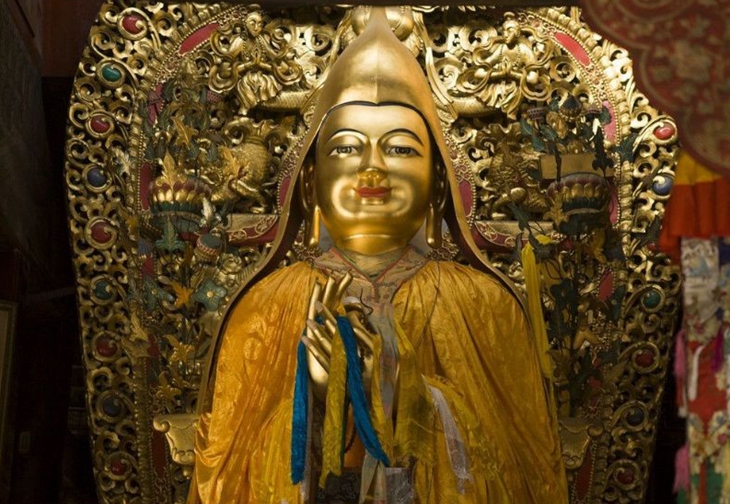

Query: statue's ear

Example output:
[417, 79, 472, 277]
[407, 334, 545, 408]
[426, 157, 448, 248]
[298, 155, 320, 247]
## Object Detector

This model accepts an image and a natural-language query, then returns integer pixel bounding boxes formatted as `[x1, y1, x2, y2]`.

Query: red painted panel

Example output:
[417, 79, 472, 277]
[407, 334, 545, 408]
[179, 23, 219, 55]
[554, 31, 591, 67]
[458, 180, 473, 218]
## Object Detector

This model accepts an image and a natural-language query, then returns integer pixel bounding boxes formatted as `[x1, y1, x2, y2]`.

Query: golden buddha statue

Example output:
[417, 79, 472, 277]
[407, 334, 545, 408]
[188, 10, 567, 504]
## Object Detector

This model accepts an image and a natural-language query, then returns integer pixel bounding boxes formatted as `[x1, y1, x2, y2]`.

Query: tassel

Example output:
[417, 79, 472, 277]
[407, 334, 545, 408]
[291, 340, 310, 484]
[367, 335, 392, 456]
[674, 329, 687, 381]
[520, 237, 555, 379]
[337, 316, 390, 466]
[673, 443, 690, 493]
[301, 389, 312, 502]
[521, 236, 562, 449]
[712, 328, 725, 374]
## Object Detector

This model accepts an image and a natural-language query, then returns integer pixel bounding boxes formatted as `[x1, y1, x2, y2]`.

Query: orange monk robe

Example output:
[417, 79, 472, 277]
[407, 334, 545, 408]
[190, 259, 568, 504]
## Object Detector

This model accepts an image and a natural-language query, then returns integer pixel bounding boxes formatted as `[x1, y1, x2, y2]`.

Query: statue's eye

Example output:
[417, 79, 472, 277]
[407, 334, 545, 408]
[388, 146, 417, 156]
[331, 146, 355, 156]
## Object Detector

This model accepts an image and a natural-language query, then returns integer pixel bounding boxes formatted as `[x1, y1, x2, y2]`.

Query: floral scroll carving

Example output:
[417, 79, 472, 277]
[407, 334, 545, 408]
[65, 4, 678, 503]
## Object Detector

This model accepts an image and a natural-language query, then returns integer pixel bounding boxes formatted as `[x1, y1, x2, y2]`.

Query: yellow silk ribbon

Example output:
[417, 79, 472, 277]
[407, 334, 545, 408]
[521, 235, 556, 379]
[522, 235, 566, 451]
[368, 317, 438, 465]
[368, 334, 394, 458]
[320, 326, 348, 487]
[392, 320, 436, 466]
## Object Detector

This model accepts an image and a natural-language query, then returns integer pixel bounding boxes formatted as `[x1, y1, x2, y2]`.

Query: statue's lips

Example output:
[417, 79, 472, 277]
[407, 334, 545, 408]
[355, 186, 391, 198]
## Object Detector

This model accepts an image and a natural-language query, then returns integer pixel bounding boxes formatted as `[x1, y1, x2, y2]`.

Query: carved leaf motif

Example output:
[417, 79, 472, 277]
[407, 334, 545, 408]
[171, 281, 194, 309]
[156, 219, 185, 253]
[173, 117, 198, 148]
[64, 5, 680, 503]
[162, 152, 176, 180]
[130, 311, 148, 343]
[156, 373, 182, 408]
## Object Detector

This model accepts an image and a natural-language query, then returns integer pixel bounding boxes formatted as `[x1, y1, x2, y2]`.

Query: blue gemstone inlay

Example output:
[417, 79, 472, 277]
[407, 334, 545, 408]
[652, 176, 673, 196]
[87, 168, 108, 188]
[102, 396, 123, 417]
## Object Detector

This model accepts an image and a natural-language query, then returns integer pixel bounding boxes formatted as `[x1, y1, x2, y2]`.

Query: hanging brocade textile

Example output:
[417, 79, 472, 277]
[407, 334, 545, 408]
[661, 152, 730, 504]
[675, 238, 730, 504]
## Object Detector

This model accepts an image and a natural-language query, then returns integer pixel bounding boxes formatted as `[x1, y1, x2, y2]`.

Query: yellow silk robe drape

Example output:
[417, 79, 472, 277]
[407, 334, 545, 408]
[190, 256, 567, 503]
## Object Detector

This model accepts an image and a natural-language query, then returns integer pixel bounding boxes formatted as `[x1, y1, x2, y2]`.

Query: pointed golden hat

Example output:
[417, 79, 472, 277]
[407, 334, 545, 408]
[290, 9, 514, 287]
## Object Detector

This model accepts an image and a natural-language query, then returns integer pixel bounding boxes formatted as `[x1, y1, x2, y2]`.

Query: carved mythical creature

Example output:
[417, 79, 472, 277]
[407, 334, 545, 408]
[457, 12, 552, 119]
[476, 122, 549, 219]
[203, 118, 291, 212]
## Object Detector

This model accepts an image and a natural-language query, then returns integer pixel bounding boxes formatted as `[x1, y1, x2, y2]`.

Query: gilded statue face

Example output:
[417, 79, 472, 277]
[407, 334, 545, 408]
[245, 13, 263, 37]
[314, 104, 433, 255]
[504, 21, 520, 45]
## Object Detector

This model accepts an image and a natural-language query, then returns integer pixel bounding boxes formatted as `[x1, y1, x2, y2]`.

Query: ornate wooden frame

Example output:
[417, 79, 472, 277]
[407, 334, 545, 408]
[64, 3, 679, 503]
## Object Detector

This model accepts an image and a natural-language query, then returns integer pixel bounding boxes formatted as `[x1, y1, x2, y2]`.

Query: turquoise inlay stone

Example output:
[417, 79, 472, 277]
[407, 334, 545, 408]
[642, 289, 661, 309]
[94, 279, 113, 300]
[101, 64, 122, 82]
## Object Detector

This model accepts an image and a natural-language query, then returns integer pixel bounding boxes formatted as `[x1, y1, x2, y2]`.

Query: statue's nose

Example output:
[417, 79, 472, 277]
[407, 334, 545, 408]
[358, 146, 387, 184]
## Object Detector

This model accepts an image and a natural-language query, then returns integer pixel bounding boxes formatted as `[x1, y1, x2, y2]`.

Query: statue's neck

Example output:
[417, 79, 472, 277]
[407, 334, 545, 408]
[337, 246, 408, 279]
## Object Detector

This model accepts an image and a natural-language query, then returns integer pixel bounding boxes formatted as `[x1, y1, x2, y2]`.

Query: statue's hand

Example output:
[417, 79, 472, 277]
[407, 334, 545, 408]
[301, 274, 351, 401]
[301, 274, 375, 402]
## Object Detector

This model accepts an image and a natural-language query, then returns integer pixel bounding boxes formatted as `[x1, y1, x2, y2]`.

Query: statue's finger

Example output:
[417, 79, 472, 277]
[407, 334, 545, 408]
[308, 281, 323, 322]
[333, 272, 353, 304]
[344, 301, 375, 333]
[303, 324, 325, 352]
[353, 328, 375, 353]
[347, 311, 375, 352]
[306, 319, 333, 356]
[321, 276, 337, 309]
[315, 301, 338, 335]
[345, 308, 368, 329]
[302, 336, 330, 372]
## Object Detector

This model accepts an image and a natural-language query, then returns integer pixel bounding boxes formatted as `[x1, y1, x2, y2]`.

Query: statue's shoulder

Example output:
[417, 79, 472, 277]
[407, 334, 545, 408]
[421, 260, 522, 305]
[232, 261, 317, 309]
[422, 259, 503, 286]
[253, 260, 315, 287]
[219, 261, 318, 342]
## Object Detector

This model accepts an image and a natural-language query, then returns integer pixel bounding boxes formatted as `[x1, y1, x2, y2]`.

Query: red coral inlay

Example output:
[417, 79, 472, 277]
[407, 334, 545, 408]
[554, 32, 591, 67]
[180, 23, 220, 55]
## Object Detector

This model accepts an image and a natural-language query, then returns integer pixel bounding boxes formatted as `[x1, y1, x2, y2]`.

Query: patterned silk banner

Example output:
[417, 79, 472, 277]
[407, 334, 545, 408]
[580, 0, 730, 176]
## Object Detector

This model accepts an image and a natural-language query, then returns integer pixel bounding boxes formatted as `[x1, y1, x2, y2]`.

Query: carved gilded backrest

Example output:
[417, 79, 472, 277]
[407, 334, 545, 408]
[65, 3, 679, 503]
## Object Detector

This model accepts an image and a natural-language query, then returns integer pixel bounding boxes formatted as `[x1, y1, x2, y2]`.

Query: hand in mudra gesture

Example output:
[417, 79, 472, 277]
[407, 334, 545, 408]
[302, 273, 376, 401]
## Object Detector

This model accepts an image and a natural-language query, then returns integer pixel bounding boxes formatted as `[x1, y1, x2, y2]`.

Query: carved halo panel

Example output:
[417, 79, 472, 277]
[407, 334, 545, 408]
[65, 3, 679, 503]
